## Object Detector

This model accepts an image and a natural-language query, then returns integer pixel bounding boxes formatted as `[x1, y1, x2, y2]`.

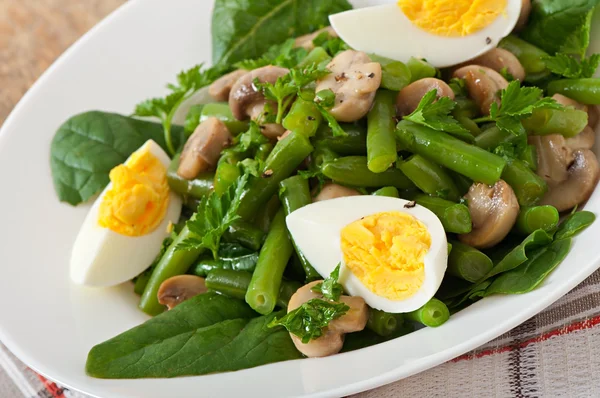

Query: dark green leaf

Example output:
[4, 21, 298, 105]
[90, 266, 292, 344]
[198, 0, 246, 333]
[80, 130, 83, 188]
[555, 211, 595, 240]
[485, 238, 572, 295]
[50, 111, 184, 205]
[191, 243, 259, 277]
[212, 0, 352, 65]
[183, 104, 204, 137]
[234, 39, 309, 70]
[544, 53, 600, 78]
[311, 264, 344, 301]
[521, 0, 600, 58]
[86, 298, 301, 378]
[269, 298, 349, 343]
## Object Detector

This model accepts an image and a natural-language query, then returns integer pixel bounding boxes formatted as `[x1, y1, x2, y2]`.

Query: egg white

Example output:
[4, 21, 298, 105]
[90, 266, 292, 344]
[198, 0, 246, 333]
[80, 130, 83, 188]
[329, 0, 522, 68]
[286, 196, 448, 313]
[70, 140, 182, 287]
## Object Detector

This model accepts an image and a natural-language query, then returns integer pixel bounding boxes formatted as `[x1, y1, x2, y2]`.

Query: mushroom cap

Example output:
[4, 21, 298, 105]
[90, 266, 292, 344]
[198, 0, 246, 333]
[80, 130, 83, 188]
[209, 69, 247, 102]
[529, 134, 572, 185]
[459, 180, 520, 249]
[396, 78, 455, 117]
[453, 65, 509, 116]
[566, 126, 596, 152]
[177, 117, 232, 179]
[247, 103, 287, 139]
[287, 280, 369, 358]
[514, 0, 532, 32]
[465, 48, 526, 81]
[157, 275, 207, 310]
[315, 50, 382, 122]
[552, 93, 588, 112]
[229, 65, 289, 121]
[539, 149, 600, 212]
[313, 183, 361, 202]
[294, 26, 337, 51]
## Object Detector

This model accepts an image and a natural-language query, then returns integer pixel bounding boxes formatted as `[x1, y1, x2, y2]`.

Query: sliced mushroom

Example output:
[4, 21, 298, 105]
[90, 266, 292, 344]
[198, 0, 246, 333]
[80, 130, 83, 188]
[294, 26, 337, 51]
[463, 48, 526, 81]
[459, 180, 520, 249]
[566, 126, 596, 152]
[287, 281, 369, 358]
[208, 69, 247, 102]
[453, 65, 509, 116]
[514, 0, 532, 32]
[229, 65, 289, 139]
[315, 50, 382, 122]
[539, 150, 600, 211]
[396, 78, 455, 117]
[177, 117, 232, 179]
[313, 183, 361, 202]
[157, 275, 207, 310]
[552, 94, 588, 112]
[588, 105, 599, 129]
[530, 134, 600, 212]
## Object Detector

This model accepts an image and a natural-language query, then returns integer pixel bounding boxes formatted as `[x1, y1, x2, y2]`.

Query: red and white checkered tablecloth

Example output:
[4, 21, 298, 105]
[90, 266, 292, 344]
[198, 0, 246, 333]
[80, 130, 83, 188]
[2, 269, 600, 398]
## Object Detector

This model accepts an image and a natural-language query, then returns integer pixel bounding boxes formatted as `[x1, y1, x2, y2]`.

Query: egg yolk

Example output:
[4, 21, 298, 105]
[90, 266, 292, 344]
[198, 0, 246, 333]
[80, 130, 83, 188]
[98, 147, 170, 236]
[398, 0, 507, 37]
[341, 211, 431, 301]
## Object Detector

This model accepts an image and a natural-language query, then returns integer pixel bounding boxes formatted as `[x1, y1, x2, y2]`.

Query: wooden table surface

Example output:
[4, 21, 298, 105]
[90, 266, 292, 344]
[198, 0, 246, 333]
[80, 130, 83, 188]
[0, 0, 126, 124]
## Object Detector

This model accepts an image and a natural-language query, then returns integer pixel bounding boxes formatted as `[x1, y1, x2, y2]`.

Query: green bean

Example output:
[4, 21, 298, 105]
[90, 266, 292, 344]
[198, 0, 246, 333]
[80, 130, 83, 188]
[254, 195, 280, 233]
[547, 78, 600, 105]
[367, 310, 404, 337]
[367, 90, 398, 173]
[190, 251, 258, 277]
[200, 102, 248, 135]
[519, 145, 538, 171]
[206, 269, 302, 309]
[167, 154, 214, 199]
[396, 120, 507, 185]
[139, 223, 205, 315]
[133, 271, 152, 295]
[515, 206, 560, 235]
[407, 57, 437, 82]
[283, 96, 322, 137]
[279, 176, 321, 282]
[398, 155, 460, 201]
[214, 160, 241, 196]
[405, 298, 450, 327]
[498, 35, 549, 75]
[298, 47, 332, 68]
[246, 209, 294, 315]
[413, 194, 472, 234]
[316, 123, 367, 155]
[237, 132, 314, 221]
[501, 158, 547, 207]
[452, 97, 480, 119]
[222, 220, 265, 251]
[372, 186, 400, 198]
[447, 240, 493, 283]
[522, 108, 588, 137]
[450, 171, 473, 196]
[369, 54, 412, 91]
[474, 126, 512, 150]
[456, 116, 481, 137]
[322, 156, 415, 189]
[256, 143, 274, 161]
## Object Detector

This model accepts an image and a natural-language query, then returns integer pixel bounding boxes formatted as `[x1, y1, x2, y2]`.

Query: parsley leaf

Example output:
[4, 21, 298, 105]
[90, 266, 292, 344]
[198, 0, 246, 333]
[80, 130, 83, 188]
[234, 39, 309, 70]
[403, 90, 472, 141]
[230, 122, 269, 154]
[176, 173, 249, 258]
[314, 89, 347, 137]
[312, 264, 344, 301]
[255, 64, 330, 124]
[544, 53, 600, 79]
[133, 64, 228, 155]
[312, 31, 351, 57]
[268, 298, 349, 344]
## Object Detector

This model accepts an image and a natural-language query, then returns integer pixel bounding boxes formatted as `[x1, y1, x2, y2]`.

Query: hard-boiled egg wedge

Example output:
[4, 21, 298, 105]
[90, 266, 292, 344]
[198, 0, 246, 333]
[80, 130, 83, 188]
[70, 140, 182, 287]
[330, 0, 522, 67]
[287, 196, 447, 313]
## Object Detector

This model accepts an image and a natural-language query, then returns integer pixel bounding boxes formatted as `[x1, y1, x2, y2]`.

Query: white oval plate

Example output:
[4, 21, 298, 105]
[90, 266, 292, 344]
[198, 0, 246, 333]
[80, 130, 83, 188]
[1, 1, 600, 397]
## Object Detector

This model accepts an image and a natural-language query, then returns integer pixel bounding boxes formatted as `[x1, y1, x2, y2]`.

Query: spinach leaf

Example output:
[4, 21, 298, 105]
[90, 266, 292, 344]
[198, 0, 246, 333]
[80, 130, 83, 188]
[191, 243, 259, 277]
[86, 292, 256, 377]
[341, 324, 414, 353]
[50, 111, 184, 206]
[484, 238, 572, 295]
[87, 306, 301, 378]
[212, 0, 352, 66]
[521, 0, 600, 57]
[484, 229, 554, 279]
[555, 210, 596, 240]
[234, 39, 309, 70]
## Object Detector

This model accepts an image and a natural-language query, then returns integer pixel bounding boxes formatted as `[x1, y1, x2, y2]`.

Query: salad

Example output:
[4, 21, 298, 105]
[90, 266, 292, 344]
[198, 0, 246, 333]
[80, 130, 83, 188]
[49, 0, 600, 380]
